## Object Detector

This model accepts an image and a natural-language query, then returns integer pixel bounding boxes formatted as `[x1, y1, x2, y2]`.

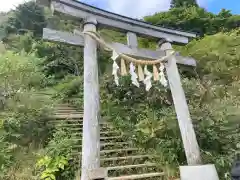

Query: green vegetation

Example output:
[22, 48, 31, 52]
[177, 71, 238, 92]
[170, 0, 198, 8]
[0, 1, 239, 179]
[144, 6, 240, 35]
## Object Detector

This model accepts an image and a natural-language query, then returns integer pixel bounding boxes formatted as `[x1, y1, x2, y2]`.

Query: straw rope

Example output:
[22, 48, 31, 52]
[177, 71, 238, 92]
[83, 31, 175, 65]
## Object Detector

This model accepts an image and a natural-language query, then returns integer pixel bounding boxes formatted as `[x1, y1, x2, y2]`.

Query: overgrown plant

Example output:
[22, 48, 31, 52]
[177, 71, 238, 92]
[36, 127, 79, 180]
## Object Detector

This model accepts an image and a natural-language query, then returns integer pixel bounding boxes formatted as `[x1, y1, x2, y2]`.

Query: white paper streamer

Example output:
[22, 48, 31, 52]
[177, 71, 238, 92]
[111, 50, 120, 86]
[129, 63, 139, 87]
[111, 50, 119, 61]
[112, 61, 119, 86]
[143, 65, 152, 91]
[159, 63, 168, 87]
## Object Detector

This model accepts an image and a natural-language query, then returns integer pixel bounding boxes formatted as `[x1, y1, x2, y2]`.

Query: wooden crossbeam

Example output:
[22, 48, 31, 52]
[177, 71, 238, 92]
[37, 0, 196, 44]
[43, 28, 196, 66]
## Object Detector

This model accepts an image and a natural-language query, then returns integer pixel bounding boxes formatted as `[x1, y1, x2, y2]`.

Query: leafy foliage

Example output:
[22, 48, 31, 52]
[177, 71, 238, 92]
[170, 0, 198, 8]
[0, 50, 55, 178]
[99, 30, 240, 179]
[0, 51, 46, 96]
[0, 0, 240, 179]
[36, 127, 79, 180]
[4, 1, 46, 36]
[144, 6, 240, 35]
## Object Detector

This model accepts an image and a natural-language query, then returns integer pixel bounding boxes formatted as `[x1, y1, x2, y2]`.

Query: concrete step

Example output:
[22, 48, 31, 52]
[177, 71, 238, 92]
[55, 112, 83, 115]
[101, 155, 153, 167]
[68, 128, 83, 131]
[107, 163, 157, 171]
[100, 131, 121, 137]
[70, 131, 120, 137]
[107, 172, 164, 180]
[101, 148, 141, 158]
[100, 142, 131, 151]
[101, 148, 139, 154]
[55, 109, 82, 112]
[52, 114, 83, 119]
[101, 142, 129, 147]
[55, 106, 76, 110]
[48, 122, 82, 127]
[72, 142, 131, 150]
[100, 136, 123, 142]
[56, 123, 82, 127]
[101, 155, 151, 162]
[107, 163, 163, 177]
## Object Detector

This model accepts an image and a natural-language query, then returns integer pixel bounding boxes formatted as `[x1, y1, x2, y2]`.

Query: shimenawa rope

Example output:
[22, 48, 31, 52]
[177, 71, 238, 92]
[83, 31, 175, 65]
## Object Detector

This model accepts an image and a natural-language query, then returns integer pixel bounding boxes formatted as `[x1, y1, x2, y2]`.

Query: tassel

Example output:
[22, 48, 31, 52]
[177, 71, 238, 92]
[153, 65, 159, 81]
[129, 63, 140, 87]
[143, 65, 153, 91]
[121, 58, 127, 76]
[138, 64, 144, 81]
[112, 60, 120, 86]
[159, 63, 168, 87]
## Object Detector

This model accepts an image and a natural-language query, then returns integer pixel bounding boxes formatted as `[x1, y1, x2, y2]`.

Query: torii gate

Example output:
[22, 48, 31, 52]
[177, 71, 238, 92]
[37, 0, 219, 179]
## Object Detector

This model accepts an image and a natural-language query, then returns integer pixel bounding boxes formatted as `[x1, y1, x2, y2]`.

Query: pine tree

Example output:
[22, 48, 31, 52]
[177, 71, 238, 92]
[170, 0, 198, 8]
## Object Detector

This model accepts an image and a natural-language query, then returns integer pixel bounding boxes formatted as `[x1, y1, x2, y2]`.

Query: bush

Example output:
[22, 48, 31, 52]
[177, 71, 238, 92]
[144, 6, 240, 35]
[100, 31, 240, 179]
[2, 91, 54, 146]
[53, 76, 83, 101]
[0, 121, 14, 178]
[0, 51, 47, 97]
[36, 127, 79, 180]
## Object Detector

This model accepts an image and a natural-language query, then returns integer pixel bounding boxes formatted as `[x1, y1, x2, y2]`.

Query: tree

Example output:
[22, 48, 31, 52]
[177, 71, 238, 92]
[5, 1, 46, 36]
[170, 0, 198, 8]
[218, 8, 232, 18]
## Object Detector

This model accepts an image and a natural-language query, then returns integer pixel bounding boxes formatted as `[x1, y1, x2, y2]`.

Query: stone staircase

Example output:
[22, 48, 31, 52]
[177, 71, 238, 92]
[50, 104, 165, 180]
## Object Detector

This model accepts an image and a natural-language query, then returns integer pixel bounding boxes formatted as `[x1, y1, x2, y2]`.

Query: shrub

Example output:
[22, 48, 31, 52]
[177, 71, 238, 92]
[53, 76, 83, 100]
[0, 51, 47, 97]
[36, 127, 79, 180]
[144, 6, 240, 35]
[2, 91, 54, 146]
[100, 31, 240, 179]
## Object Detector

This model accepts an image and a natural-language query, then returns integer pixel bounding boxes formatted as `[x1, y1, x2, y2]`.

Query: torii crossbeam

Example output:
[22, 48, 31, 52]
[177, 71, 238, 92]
[36, 0, 219, 180]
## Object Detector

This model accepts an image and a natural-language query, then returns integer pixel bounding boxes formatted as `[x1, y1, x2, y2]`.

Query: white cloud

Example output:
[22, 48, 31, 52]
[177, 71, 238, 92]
[0, 0, 214, 17]
[106, 0, 171, 19]
[103, 0, 214, 19]
[0, 0, 30, 12]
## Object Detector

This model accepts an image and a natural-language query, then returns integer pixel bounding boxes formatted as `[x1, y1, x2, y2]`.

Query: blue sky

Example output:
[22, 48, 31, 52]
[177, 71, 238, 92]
[1, 0, 239, 18]
[208, 0, 240, 14]
[81, 0, 240, 18]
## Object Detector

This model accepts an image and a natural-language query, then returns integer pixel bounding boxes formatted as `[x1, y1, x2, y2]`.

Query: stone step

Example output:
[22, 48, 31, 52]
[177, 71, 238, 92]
[55, 109, 82, 112]
[101, 142, 129, 147]
[55, 106, 76, 110]
[52, 114, 83, 119]
[100, 136, 123, 142]
[101, 148, 139, 154]
[65, 135, 125, 142]
[70, 131, 120, 137]
[107, 172, 164, 180]
[101, 155, 153, 167]
[48, 120, 83, 125]
[100, 142, 131, 151]
[100, 131, 121, 137]
[107, 164, 163, 177]
[56, 123, 82, 127]
[51, 122, 109, 126]
[55, 112, 83, 115]
[107, 163, 157, 171]
[72, 142, 131, 150]
[101, 155, 151, 162]
[68, 128, 83, 131]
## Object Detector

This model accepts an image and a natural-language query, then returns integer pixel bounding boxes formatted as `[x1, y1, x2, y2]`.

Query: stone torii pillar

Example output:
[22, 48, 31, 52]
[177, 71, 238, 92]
[159, 41, 219, 180]
[81, 17, 101, 180]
